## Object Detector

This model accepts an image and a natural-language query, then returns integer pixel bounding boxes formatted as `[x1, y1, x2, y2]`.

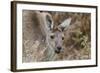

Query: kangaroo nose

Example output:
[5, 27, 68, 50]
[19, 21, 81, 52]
[57, 47, 62, 50]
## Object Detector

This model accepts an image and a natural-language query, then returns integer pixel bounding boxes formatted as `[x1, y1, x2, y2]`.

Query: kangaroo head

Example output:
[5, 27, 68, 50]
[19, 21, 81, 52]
[47, 16, 72, 54]
[37, 11, 71, 54]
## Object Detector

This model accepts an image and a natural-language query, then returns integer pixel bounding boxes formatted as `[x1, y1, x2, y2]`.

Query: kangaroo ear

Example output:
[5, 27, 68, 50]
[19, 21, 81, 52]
[59, 18, 72, 31]
[45, 13, 54, 31]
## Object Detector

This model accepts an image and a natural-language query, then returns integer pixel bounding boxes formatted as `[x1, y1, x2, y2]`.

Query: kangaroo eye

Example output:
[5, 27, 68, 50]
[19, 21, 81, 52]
[50, 35, 54, 39]
[62, 37, 64, 40]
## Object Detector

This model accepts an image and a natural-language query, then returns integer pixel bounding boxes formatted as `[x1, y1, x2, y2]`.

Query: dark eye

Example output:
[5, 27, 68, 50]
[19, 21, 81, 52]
[50, 35, 54, 39]
[62, 37, 64, 40]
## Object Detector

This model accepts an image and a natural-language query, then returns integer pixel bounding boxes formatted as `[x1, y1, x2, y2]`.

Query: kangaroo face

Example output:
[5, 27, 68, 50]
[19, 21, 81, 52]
[49, 31, 65, 54]
[48, 18, 71, 54]
[49, 18, 71, 54]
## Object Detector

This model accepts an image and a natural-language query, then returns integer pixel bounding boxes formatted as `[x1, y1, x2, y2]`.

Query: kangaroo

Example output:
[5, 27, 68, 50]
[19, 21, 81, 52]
[35, 11, 72, 55]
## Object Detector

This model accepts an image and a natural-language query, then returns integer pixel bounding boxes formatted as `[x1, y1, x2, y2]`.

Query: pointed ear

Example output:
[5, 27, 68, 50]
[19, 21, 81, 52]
[59, 18, 72, 31]
[45, 13, 54, 31]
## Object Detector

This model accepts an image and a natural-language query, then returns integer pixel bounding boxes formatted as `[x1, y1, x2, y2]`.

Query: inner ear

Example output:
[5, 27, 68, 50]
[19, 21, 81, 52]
[61, 27, 65, 31]
[46, 15, 53, 30]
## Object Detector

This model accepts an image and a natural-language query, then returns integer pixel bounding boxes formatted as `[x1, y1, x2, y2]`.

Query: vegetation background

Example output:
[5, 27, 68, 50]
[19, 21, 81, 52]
[22, 10, 91, 62]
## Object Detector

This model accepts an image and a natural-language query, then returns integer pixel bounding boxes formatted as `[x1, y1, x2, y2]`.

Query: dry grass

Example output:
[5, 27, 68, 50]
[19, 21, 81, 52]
[22, 10, 91, 62]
